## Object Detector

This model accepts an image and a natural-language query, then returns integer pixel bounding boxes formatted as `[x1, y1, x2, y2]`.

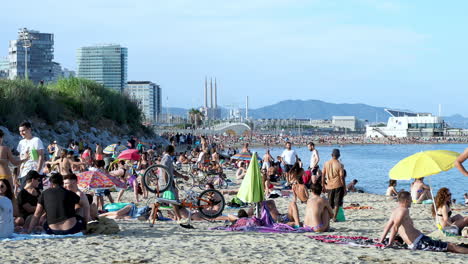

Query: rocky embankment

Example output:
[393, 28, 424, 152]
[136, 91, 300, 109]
[0, 120, 168, 150]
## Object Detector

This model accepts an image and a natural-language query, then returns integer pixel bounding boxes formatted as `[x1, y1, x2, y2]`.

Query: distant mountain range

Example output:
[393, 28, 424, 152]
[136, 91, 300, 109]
[163, 99, 468, 128]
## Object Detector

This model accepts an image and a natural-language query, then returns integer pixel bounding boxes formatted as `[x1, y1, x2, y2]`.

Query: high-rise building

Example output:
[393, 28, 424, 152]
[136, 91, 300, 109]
[0, 57, 8, 79]
[77, 44, 128, 92]
[125, 81, 162, 123]
[8, 28, 55, 83]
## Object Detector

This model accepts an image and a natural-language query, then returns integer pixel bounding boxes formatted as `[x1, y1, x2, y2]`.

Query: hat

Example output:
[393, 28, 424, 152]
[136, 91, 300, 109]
[25, 170, 40, 182]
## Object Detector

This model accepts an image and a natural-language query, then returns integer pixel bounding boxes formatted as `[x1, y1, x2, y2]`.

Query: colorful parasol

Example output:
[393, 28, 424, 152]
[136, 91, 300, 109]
[77, 170, 126, 190]
[118, 149, 141, 161]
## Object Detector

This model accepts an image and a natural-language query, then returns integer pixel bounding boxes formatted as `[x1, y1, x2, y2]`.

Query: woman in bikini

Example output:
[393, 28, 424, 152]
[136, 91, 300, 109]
[0, 129, 28, 189]
[432, 187, 468, 233]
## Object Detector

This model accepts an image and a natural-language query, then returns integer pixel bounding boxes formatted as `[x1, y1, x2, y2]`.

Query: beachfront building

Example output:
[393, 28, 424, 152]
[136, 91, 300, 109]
[77, 44, 128, 92]
[366, 109, 445, 138]
[332, 116, 365, 132]
[8, 28, 55, 83]
[0, 57, 8, 79]
[125, 81, 162, 123]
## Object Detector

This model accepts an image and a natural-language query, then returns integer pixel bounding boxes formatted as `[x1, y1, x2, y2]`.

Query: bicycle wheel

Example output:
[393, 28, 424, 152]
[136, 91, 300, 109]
[196, 189, 225, 219]
[217, 178, 228, 189]
[143, 164, 172, 194]
[174, 173, 196, 191]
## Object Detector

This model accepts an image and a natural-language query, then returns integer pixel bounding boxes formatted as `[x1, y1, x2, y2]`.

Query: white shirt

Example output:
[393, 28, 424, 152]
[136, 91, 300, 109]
[17, 136, 45, 177]
[281, 149, 297, 165]
[310, 149, 319, 168]
[0, 196, 14, 238]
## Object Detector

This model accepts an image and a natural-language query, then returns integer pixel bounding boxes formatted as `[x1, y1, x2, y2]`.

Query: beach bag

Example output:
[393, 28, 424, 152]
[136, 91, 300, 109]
[228, 197, 245, 207]
[336, 207, 346, 222]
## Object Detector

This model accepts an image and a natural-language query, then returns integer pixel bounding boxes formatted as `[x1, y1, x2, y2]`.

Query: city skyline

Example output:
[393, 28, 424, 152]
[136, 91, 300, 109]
[2, 1, 468, 116]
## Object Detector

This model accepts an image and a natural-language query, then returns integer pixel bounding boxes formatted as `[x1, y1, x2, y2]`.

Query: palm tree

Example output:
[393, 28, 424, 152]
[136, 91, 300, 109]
[188, 109, 204, 128]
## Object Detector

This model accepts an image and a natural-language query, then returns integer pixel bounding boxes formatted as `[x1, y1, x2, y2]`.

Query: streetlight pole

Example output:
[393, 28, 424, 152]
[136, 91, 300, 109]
[19, 30, 32, 80]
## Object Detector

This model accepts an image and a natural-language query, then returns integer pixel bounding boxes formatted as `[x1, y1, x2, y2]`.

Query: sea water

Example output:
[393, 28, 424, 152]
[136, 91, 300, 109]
[252, 144, 468, 204]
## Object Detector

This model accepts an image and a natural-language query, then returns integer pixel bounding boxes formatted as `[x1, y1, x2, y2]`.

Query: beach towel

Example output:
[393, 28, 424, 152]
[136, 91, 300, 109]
[1, 232, 83, 241]
[210, 202, 315, 233]
[343, 206, 374, 210]
[307, 235, 408, 249]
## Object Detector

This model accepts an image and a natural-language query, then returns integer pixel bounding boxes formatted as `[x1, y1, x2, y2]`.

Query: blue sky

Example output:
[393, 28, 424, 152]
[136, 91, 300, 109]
[2, 0, 468, 116]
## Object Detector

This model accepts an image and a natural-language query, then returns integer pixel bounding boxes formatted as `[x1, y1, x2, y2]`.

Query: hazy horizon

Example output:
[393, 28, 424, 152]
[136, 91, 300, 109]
[2, 1, 468, 116]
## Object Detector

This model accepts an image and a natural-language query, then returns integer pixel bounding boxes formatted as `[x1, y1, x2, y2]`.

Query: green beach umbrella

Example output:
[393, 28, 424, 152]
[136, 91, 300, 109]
[237, 152, 264, 204]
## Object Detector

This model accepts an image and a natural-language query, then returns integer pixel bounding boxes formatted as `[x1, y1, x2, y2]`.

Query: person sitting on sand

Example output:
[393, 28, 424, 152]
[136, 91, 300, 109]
[17, 171, 43, 229]
[27, 173, 85, 235]
[236, 162, 247, 181]
[63, 174, 91, 222]
[379, 191, 468, 254]
[304, 184, 333, 232]
[252, 200, 301, 228]
[386, 180, 399, 199]
[432, 188, 468, 233]
[346, 179, 358, 193]
[410, 178, 431, 203]
[291, 169, 309, 204]
[46, 149, 85, 176]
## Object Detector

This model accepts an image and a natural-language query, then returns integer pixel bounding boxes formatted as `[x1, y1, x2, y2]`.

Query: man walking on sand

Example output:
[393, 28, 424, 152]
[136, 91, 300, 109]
[379, 191, 468, 254]
[307, 142, 320, 182]
[280, 142, 298, 173]
[322, 149, 345, 221]
[17, 121, 44, 188]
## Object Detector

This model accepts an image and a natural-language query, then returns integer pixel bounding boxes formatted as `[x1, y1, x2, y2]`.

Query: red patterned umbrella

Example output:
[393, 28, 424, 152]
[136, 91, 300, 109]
[118, 149, 141, 161]
[77, 170, 126, 190]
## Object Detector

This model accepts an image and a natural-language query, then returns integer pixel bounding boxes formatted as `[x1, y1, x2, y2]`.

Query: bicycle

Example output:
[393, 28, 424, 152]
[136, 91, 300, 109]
[142, 164, 225, 228]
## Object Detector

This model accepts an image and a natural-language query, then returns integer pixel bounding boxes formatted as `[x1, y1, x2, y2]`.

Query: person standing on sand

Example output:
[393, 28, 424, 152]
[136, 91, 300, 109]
[454, 147, 468, 177]
[17, 121, 45, 188]
[379, 191, 468, 254]
[0, 129, 29, 189]
[307, 142, 320, 183]
[280, 142, 298, 173]
[322, 149, 345, 221]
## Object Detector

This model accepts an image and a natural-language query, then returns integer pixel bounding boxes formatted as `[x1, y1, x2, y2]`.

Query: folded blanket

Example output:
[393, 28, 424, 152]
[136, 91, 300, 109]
[1, 232, 84, 241]
[307, 235, 408, 249]
[211, 223, 316, 233]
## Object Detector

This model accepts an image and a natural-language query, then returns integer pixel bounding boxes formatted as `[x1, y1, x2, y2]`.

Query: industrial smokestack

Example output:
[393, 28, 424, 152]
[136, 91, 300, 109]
[214, 78, 217, 109]
[246, 96, 249, 120]
[204, 77, 208, 108]
[210, 78, 213, 109]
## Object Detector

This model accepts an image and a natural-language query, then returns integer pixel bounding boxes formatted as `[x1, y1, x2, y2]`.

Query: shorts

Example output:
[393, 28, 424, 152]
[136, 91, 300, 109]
[43, 216, 85, 235]
[409, 234, 448, 252]
[310, 166, 319, 175]
[95, 189, 111, 197]
[284, 165, 293, 173]
[328, 186, 345, 208]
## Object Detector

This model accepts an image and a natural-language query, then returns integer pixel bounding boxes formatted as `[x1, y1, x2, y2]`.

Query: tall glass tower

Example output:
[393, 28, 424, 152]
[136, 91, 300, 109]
[77, 44, 128, 92]
[8, 28, 55, 83]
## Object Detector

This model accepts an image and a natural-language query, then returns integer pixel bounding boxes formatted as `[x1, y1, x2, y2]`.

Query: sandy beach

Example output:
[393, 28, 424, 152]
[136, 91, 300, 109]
[1, 172, 467, 264]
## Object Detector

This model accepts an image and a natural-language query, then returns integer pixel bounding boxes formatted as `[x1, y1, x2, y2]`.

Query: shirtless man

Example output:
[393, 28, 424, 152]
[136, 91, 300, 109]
[262, 150, 274, 170]
[307, 142, 320, 183]
[379, 191, 468, 254]
[454, 147, 468, 177]
[63, 174, 91, 222]
[46, 149, 85, 176]
[304, 184, 333, 232]
[410, 178, 431, 203]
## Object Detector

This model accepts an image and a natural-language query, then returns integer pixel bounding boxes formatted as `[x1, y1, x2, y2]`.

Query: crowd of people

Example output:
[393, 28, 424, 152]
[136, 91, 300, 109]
[0, 123, 467, 254]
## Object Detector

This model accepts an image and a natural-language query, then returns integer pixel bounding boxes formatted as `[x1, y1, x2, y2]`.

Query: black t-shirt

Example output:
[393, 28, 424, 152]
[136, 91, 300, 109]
[17, 188, 41, 219]
[38, 187, 80, 225]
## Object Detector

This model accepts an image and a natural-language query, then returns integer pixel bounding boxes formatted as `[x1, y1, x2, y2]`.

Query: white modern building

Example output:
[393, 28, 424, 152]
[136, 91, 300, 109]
[366, 109, 444, 138]
[0, 57, 8, 79]
[77, 44, 128, 92]
[125, 81, 162, 123]
[332, 116, 365, 132]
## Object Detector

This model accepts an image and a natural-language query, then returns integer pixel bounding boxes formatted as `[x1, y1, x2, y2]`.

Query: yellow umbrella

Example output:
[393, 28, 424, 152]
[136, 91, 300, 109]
[389, 150, 460, 180]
